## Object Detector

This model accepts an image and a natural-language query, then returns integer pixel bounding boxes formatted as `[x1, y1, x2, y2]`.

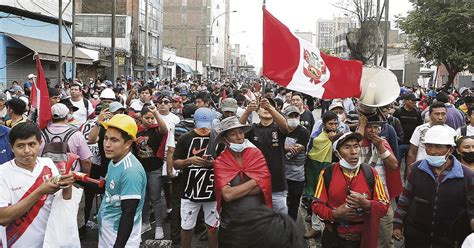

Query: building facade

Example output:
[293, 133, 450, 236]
[162, 0, 230, 79]
[0, 3, 93, 88]
[76, 0, 164, 80]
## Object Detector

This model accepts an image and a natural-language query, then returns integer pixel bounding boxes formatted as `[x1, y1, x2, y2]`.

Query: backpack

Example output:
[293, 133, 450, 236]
[323, 163, 375, 197]
[461, 126, 468, 136]
[41, 127, 77, 165]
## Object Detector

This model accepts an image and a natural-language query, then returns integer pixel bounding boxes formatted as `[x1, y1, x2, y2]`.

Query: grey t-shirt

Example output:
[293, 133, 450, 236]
[284, 125, 310, 182]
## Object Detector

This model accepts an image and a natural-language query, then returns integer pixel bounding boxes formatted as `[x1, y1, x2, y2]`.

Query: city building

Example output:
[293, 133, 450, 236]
[75, 0, 164, 80]
[0, 3, 93, 88]
[162, 0, 231, 79]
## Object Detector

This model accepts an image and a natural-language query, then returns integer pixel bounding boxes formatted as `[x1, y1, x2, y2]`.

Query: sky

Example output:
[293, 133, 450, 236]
[229, 0, 414, 72]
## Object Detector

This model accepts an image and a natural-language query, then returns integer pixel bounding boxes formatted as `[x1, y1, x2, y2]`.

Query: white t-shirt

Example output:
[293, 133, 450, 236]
[0, 157, 60, 248]
[456, 125, 474, 136]
[71, 98, 94, 127]
[410, 123, 456, 161]
[129, 99, 146, 112]
[158, 113, 179, 176]
[158, 112, 180, 130]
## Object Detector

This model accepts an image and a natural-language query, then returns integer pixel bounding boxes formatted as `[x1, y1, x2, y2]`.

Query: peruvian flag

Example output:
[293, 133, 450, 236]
[30, 54, 52, 129]
[262, 7, 363, 99]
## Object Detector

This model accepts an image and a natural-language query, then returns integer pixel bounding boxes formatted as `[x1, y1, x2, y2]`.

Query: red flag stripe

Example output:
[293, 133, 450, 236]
[320, 52, 362, 99]
[262, 6, 299, 86]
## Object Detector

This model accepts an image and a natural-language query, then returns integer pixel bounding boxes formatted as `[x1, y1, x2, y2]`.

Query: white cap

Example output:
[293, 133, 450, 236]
[423, 125, 456, 146]
[100, 88, 115, 99]
[51, 103, 69, 119]
[329, 102, 344, 111]
[27, 74, 36, 79]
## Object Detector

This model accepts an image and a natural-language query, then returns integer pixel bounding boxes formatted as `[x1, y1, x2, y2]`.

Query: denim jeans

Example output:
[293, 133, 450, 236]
[142, 169, 163, 227]
[398, 144, 410, 182]
[286, 180, 304, 220]
[272, 191, 288, 214]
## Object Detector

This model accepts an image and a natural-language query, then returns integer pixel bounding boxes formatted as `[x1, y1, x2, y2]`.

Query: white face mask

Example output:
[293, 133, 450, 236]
[336, 151, 361, 170]
[287, 118, 300, 128]
[226, 139, 253, 153]
[93, 94, 99, 99]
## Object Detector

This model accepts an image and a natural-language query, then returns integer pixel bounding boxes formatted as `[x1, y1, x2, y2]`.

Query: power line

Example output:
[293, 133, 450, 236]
[0, 52, 34, 70]
[6, 18, 52, 27]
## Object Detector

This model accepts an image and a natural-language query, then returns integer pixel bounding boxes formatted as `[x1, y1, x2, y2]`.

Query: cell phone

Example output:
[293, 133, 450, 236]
[202, 155, 213, 160]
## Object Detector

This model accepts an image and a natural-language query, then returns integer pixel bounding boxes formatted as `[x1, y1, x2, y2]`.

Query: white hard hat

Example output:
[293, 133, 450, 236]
[423, 125, 456, 146]
[99, 88, 115, 100]
[27, 74, 36, 79]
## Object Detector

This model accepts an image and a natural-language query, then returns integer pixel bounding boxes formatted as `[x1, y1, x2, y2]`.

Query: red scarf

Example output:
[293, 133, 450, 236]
[214, 147, 272, 211]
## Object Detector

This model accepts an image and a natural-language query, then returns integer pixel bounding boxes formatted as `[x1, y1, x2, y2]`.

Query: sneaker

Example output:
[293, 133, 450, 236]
[155, 226, 164, 240]
[141, 222, 152, 234]
[86, 220, 99, 229]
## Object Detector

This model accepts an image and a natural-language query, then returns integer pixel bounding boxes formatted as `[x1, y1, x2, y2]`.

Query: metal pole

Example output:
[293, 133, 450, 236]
[72, 0, 76, 80]
[374, 0, 380, 66]
[58, 0, 63, 84]
[209, 25, 212, 80]
[144, 0, 149, 82]
[195, 36, 198, 79]
[383, 0, 389, 68]
[111, 0, 116, 85]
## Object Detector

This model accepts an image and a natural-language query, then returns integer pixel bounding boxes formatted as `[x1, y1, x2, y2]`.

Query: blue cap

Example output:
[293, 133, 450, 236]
[194, 108, 215, 128]
[180, 90, 189, 96]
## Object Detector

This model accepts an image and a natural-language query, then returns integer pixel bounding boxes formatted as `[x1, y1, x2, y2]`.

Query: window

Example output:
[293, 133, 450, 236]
[76, 15, 126, 38]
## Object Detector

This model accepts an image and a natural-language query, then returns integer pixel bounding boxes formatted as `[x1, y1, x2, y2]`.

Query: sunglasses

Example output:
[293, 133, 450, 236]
[156, 100, 170, 104]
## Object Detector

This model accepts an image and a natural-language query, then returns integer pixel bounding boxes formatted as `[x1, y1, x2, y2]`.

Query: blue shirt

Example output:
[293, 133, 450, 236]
[98, 152, 146, 247]
[0, 126, 13, 164]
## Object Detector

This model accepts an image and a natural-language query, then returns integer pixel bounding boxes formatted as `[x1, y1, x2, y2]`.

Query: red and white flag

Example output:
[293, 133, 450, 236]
[30, 54, 51, 129]
[262, 7, 363, 99]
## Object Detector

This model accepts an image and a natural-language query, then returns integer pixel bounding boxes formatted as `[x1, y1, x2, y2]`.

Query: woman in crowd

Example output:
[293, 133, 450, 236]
[135, 104, 169, 239]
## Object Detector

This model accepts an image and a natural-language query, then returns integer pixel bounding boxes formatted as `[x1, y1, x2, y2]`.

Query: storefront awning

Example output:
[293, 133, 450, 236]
[176, 63, 193, 73]
[6, 33, 94, 65]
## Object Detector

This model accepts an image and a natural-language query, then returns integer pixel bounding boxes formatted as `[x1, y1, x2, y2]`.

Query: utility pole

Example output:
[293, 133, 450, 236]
[144, 0, 149, 82]
[71, 0, 76, 79]
[111, 0, 116, 85]
[383, 0, 389, 68]
[195, 36, 198, 79]
[374, 0, 380, 66]
[58, 0, 63, 84]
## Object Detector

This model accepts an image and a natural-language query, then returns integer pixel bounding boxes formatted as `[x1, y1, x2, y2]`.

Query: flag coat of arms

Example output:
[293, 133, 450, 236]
[262, 7, 363, 99]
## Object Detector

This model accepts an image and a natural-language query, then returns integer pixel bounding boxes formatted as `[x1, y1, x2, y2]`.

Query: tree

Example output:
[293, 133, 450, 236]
[398, 0, 474, 91]
[335, 0, 385, 64]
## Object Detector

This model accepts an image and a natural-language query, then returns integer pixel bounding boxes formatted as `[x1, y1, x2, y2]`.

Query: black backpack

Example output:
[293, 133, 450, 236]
[323, 163, 375, 197]
[41, 127, 77, 166]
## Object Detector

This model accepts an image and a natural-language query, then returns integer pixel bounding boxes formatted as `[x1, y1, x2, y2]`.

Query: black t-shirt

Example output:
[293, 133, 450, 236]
[393, 107, 423, 144]
[98, 126, 110, 177]
[135, 126, 166, 172]
[173, 130, 215, 202]
[246, 122, 288, 192]
[299, 110, 315, 131]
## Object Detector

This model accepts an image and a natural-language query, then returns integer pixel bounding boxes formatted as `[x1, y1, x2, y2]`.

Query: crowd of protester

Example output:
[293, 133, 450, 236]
[0, 74, 473, 248]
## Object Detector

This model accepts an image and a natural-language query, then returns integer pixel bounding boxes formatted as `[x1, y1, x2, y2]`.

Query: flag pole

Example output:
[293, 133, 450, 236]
[261, 0, 266, 101]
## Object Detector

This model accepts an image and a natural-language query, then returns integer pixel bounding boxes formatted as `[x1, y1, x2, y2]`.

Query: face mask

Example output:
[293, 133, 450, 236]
[426, 151, 449, 167]
[227, 139, 253, 153]
[337, 114, 343, 122]
[287, 118, 299, 128]
[93, 94, 99, 99]
[336, 151, 361, 170]
[461, 152, 474, 163]
[339, 157, 361, 170]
